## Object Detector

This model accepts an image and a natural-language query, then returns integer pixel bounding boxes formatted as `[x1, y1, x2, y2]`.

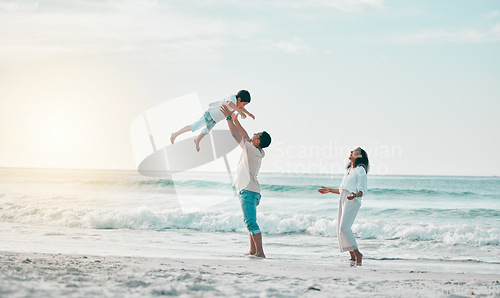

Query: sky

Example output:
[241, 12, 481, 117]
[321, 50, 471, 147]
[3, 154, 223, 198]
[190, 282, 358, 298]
[0, 0, 499, 176]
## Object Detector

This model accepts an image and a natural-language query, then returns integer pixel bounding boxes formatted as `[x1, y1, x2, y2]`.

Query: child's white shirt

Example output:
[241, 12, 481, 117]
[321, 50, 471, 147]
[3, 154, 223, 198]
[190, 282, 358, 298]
[207, 95, 237, 122]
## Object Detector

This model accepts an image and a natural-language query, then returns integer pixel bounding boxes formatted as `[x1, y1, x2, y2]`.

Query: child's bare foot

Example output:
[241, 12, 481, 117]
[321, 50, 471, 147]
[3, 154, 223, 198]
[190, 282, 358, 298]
[170, 133, 177, 144]
[194, 139, 200, 152]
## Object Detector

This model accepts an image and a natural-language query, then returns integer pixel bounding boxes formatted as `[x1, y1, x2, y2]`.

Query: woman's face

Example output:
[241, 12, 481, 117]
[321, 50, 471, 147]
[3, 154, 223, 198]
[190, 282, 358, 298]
[349, 148, 362, 162]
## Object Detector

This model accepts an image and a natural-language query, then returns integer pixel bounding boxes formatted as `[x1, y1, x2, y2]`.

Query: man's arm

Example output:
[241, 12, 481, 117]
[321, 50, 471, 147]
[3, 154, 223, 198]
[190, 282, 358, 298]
[220, 105, 245, 148]
[232, 113, 251, 143]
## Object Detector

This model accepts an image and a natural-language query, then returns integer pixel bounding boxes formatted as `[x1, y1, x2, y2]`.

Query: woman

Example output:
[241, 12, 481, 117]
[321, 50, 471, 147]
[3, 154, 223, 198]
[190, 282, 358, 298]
[318, 147, 369, 266]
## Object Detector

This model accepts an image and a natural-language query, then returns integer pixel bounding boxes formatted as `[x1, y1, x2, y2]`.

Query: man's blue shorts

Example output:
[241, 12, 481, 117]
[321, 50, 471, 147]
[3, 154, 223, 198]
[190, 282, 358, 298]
[239, 189, 261, 235]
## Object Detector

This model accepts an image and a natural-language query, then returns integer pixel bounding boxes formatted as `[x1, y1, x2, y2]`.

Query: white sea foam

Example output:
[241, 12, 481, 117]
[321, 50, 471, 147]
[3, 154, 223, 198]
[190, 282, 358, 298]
[1, 200, 498, 246]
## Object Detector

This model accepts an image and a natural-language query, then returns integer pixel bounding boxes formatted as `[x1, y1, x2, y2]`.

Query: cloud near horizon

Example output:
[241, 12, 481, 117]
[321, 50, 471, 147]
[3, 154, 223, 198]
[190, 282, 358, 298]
[380, 24, 500, 44]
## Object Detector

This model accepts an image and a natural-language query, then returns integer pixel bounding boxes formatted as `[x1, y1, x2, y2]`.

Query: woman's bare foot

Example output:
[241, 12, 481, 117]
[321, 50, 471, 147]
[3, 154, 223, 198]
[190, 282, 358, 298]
[245, 251, 256, 256]
[355, 252, 363, 266]
[349, 251, 355, 261]
[194, 138, 200, 152]
[170, 133, 177, 144]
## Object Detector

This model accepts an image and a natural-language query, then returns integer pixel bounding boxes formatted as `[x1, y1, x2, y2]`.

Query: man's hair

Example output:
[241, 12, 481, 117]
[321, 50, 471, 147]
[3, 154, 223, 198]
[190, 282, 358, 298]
[259, 131, 271, 149]
[236, 90, 251, 103]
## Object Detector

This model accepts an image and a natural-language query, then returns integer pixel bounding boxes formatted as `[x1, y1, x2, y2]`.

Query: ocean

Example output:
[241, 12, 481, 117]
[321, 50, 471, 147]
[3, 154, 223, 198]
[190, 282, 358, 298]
[1, 167, 499, 275]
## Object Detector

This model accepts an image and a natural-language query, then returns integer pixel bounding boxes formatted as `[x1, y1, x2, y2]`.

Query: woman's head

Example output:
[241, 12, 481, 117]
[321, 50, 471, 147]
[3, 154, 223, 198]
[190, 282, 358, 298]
[347, 147, 369, 173]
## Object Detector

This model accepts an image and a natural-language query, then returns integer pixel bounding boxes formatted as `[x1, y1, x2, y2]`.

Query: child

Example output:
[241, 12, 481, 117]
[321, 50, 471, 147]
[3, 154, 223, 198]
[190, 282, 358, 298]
[170, 90, 255, 151]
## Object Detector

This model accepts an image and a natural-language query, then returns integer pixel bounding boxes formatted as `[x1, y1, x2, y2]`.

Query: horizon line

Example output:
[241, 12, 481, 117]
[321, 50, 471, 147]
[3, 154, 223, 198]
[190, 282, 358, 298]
[0, 166, 498, 178]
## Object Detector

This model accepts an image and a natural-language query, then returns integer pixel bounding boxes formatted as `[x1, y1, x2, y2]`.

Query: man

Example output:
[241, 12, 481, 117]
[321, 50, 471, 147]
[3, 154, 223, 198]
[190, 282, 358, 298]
[220, 105, 271, 258]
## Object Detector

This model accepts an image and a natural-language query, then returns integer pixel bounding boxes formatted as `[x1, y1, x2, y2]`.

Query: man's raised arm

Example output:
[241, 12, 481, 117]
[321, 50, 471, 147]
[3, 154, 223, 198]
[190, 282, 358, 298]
[232, 112, 251, 143]
[220, 105, 245, 148]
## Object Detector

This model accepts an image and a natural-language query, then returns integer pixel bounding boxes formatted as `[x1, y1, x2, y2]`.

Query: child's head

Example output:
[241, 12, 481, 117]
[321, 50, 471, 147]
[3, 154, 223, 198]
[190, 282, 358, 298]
[236, 90, 251, 108]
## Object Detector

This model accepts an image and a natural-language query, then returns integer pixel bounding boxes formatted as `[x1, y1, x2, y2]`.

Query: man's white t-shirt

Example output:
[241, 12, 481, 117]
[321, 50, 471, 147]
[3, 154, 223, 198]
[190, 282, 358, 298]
[339, 166, 367, 199]
[233, 140, 265, 193]
[208, 95, 237, 122]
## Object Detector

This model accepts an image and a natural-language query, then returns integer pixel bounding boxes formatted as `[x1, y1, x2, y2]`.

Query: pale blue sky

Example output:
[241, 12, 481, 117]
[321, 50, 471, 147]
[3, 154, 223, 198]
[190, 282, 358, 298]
[0, 0, 499, 176]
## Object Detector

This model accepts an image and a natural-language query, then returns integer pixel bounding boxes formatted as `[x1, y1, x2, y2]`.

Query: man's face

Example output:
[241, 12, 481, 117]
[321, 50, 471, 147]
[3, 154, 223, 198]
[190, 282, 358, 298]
[251, 132, 262, 146]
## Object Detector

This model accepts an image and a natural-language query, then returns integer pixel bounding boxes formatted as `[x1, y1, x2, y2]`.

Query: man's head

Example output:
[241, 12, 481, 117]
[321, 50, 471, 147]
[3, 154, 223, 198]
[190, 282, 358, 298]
[251, 131, 271, 149]
[236, 90, 251, 108]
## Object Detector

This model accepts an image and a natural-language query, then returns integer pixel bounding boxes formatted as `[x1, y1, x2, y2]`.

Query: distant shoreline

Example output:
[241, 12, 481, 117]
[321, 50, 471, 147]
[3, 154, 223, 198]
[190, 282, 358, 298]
[1, 166, 498, 178]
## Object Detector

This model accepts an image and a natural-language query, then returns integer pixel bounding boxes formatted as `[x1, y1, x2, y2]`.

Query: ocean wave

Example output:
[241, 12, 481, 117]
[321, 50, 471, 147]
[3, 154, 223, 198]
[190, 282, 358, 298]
[136, 181, 492, 199]
[1, 203, 498, 246]
[363, 208, 500, 219]
[355, 220, 499, 246]
[367, 188, 481, 197]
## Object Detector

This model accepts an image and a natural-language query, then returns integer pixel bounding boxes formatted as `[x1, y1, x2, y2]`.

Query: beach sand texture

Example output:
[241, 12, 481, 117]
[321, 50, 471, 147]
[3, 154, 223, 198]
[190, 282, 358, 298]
[1, 251, 499, 297]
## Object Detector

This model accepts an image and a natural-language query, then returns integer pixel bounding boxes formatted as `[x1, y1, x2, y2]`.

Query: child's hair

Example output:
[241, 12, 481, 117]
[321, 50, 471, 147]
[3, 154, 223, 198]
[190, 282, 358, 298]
[237, 90, 251, 103]
[259, 131, 271, 149]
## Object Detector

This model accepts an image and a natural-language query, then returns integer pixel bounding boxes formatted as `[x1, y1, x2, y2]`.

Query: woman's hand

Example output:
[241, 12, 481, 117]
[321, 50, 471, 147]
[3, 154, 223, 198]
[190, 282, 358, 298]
[248, 113, 255, 120]
[347, 192, 356, 200]
[318, 186, 330, 194]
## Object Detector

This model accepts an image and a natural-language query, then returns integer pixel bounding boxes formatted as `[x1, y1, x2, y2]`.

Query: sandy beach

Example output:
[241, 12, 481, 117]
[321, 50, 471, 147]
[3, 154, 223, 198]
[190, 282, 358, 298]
[1, 251, 499, 297]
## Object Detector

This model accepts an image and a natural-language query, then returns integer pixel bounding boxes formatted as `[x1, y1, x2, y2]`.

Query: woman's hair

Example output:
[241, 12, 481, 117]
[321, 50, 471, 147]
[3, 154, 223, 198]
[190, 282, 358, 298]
[346, 147, 370, 173]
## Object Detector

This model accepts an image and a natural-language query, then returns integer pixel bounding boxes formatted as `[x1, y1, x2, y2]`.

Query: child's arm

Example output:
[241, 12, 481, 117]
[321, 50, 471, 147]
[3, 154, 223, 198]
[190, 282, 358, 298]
[226, 101, 249, 119]
[238, 106, 255, 119]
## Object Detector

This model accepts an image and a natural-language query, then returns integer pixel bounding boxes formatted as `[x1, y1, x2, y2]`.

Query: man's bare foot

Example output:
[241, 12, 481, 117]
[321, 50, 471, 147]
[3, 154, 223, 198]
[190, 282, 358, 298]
[355, 253, 363, 266]
[194, 139, 200, 152]
[349, 251, 355, 261]
[254, 252, 266, 258]
[170, 133, 177, 144]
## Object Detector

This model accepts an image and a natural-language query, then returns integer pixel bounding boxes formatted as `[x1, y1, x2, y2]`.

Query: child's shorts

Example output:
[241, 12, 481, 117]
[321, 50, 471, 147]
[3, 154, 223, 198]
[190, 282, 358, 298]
[189, 111, 217, 135]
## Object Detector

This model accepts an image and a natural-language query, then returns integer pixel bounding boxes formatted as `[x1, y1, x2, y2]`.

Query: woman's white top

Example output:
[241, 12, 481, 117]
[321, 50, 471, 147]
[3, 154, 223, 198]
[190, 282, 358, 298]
[339, 166, 367, 199]
[208, 95, 237, 122]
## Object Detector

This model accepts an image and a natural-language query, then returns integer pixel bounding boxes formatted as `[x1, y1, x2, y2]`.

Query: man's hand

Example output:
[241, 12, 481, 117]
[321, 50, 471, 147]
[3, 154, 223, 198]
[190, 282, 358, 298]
[220, 104, 232, 118]
[248, 113, 255, 120]
[233, 111, 244, 121]
[347, 192, 356, 200]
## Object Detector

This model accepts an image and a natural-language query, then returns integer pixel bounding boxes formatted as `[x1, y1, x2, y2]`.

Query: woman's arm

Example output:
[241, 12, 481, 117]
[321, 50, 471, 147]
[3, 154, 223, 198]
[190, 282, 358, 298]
[318, 186, 340, 194]
[347, 191, 363, 200]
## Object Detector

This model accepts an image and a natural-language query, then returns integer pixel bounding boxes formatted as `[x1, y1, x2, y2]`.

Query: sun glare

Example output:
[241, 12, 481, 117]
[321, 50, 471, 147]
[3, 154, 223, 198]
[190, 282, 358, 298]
[51, 127, 64, 139]
[30, 102, 85, 168]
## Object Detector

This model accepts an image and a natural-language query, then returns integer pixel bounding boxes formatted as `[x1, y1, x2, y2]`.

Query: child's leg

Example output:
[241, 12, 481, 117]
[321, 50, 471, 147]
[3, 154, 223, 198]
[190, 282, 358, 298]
[170, 125, 191, 144]
[171, 112, 209, 144]
[194, 133, 205, 152]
